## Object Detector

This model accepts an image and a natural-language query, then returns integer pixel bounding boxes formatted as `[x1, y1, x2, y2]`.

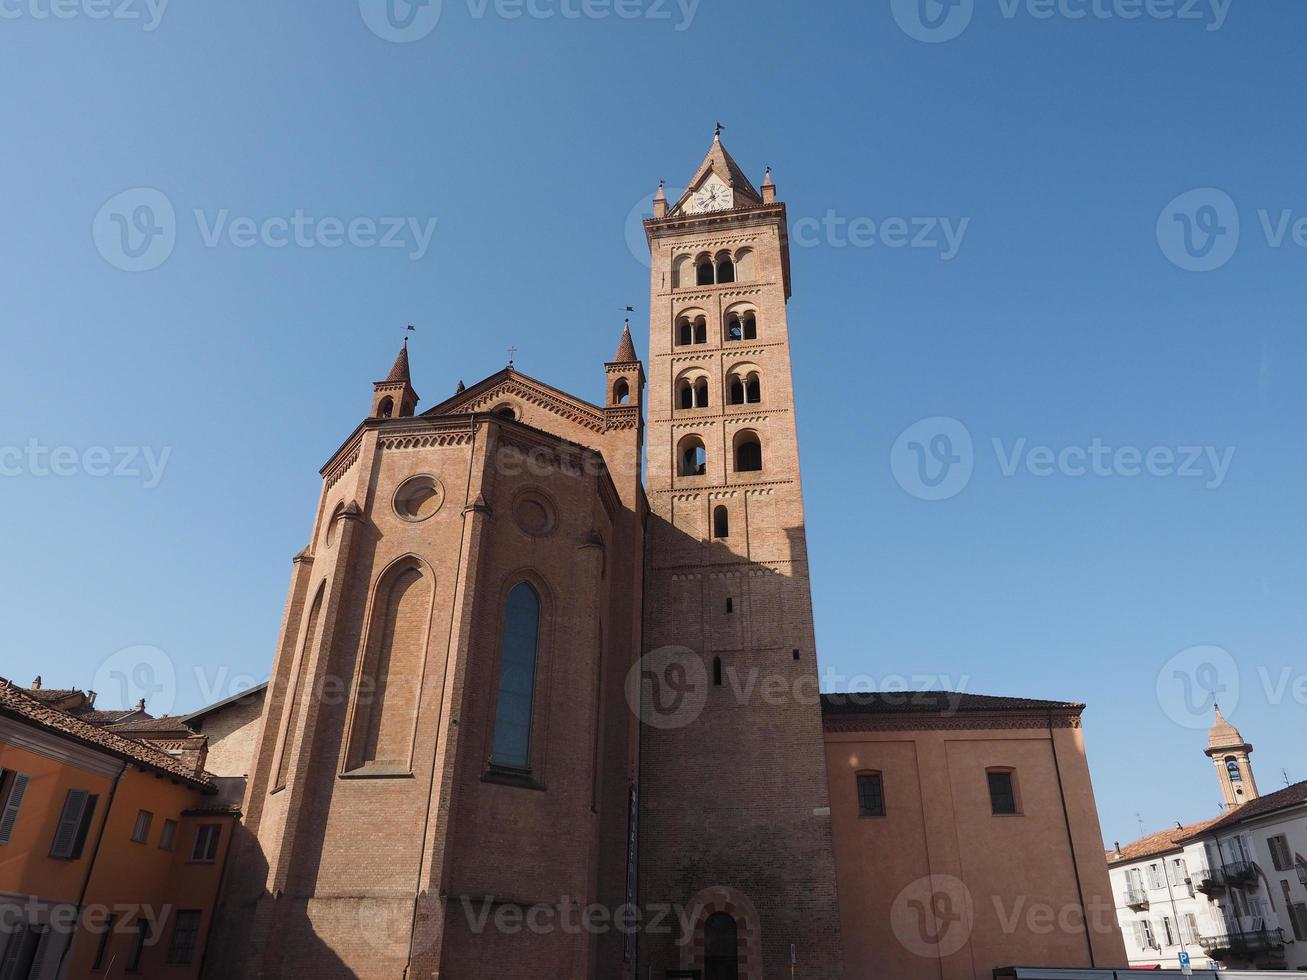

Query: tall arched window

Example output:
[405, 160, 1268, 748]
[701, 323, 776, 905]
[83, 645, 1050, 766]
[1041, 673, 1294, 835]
[696, 257, 715, 286]
[704, 912, 739, 980]
[491, 582, 541, 770]
[1226, 757, 1242, 782]
[729, 377, 745, 405]
[715, 254, 736, 284]
[713, 506, 729, 539]
[742, 313, 757, 340]
[613, 378, 630, 405]
[377, 397, 394, 419]
[680, 437, 707, 476]
[274, 584, 325, 789]
[735, 433, 763, 473]
[350, 562, 432, 770]
[693, 316, 708, 344]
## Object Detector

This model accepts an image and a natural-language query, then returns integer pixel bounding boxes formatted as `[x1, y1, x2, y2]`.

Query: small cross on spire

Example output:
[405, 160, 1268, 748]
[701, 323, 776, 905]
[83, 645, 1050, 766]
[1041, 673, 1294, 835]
[714, 121, 724, 139]
[507, 345, 518, 368]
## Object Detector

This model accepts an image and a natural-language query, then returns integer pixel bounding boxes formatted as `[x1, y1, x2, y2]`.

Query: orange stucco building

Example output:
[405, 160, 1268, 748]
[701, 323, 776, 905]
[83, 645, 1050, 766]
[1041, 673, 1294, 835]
[0, 682, 237, 978]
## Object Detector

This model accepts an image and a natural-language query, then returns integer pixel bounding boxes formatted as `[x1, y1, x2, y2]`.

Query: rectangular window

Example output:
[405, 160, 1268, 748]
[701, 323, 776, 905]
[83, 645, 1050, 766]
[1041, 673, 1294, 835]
[1291, 903, 1307, 943]
[158, 819, 176, 851]
[1268, 834, 1292, 871]
[856, 773, 885, 817]
[1148, 863, 1165, 889]
[49, 790, 98, 860]
[130, 810, 153, 844]
[1141, 919, 1156, 949]
[126, 918, 148, 972]
[92, 914, 117, 971]
[191, 824, 221, 863]
[1162, 916, 1175, 946]
[1182, 912, 1198, 945]
[0, 771, 30, 846]
[987, 770, 1018, 815]
[0, 923, 47, 978]
[166, 910, 202, 966]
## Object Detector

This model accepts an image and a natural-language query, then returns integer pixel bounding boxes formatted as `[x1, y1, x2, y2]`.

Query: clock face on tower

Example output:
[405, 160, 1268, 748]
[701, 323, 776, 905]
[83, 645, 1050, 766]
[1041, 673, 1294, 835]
[687, 176, 733, 214]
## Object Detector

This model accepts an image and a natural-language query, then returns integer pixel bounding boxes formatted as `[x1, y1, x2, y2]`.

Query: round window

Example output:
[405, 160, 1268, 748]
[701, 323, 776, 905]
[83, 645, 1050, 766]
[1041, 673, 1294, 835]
[393, 475, 445, 522]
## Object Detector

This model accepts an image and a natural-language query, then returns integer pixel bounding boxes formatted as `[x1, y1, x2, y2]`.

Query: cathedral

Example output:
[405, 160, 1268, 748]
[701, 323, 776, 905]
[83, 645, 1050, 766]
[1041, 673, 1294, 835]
[209, 134, 1127, 979]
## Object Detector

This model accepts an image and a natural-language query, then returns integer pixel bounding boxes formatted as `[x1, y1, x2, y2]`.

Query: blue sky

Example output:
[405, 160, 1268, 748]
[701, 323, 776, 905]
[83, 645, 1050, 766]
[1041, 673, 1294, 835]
[1, 0, 1304, 848]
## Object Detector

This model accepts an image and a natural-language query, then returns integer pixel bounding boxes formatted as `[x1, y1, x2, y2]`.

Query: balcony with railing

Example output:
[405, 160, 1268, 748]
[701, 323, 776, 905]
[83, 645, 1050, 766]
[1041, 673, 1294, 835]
[1123, 884, 1150, 910]
[1221, 860, 1257, 886]
[1198, 924, 1285, 961]
[1194, 865, 1226, 894]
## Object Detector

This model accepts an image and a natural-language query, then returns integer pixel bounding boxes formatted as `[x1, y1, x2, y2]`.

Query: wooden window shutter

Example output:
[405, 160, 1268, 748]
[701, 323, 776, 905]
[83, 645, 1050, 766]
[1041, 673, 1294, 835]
[0, 774, 30, 845]
[49, 789, 89, 859]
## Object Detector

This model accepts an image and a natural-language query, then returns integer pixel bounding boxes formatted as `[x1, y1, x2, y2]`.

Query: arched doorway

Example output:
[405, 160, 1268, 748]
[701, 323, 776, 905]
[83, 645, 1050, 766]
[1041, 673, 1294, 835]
[704, 912, 739, 980]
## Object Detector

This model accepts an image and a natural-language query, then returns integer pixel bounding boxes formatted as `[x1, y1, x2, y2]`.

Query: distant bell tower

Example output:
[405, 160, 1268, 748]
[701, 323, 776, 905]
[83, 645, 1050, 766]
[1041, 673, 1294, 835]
[637, 131, 844, 978]
[1206, 704, 1258, 809]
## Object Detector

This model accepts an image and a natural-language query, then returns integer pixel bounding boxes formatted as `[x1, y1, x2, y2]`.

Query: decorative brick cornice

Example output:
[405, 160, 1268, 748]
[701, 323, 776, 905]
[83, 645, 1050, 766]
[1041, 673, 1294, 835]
[603, 406, 642, 431]
[323, 443, 360, 490]
[459, 378, 606, 433]
[823, 711, 1083, 734]
[653, 479, 794, 495]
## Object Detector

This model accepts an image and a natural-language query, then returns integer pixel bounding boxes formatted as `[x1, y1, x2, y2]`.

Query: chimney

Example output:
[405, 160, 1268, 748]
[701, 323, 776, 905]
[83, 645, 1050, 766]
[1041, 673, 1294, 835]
[87, 691, 97, 707]
[134, 698, 146, 712]
[1114, 841, 1122, 858]
[31, 676, 41, 690]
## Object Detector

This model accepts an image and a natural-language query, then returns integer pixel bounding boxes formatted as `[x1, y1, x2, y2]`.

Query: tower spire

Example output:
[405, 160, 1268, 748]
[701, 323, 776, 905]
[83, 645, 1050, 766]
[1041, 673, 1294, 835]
[1205, 704, 1258, 808]
[372, 338, 419, 419]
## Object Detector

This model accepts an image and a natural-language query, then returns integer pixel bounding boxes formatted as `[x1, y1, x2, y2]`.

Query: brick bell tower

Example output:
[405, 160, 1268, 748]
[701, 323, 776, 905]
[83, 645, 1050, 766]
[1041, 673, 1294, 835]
[637, 131, 844, 978]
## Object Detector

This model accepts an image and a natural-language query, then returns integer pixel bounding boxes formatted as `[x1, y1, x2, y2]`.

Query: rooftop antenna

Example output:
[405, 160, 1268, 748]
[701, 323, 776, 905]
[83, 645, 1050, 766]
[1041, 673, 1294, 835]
[1284, 768, 1292, 789]
[1136, 812, 1146, 837]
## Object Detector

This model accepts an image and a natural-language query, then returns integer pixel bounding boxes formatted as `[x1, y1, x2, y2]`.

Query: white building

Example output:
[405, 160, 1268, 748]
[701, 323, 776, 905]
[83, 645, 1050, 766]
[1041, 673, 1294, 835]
[1108, 707, 1307, 971]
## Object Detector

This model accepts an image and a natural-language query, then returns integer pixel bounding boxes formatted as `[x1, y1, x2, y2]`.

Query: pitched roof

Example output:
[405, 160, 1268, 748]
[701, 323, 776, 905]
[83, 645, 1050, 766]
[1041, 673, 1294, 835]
[181, 682, 267, 727]
[1178, 780, 1307, 841]
[0, 680, 212, 791]
[670, 135, 763, 215]
[612, 324, 638, 363]
[1107, 815, 1224, 865]
[821, 692, 1085, 716]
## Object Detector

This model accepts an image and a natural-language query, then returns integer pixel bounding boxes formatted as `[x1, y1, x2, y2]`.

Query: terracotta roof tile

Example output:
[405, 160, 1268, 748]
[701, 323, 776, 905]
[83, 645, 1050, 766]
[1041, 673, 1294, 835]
[1178, 780, 1307, 841]
[0, 680, 212, 791]
[1107, 815, 1225, 864]
[612, 325, 638, 363]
